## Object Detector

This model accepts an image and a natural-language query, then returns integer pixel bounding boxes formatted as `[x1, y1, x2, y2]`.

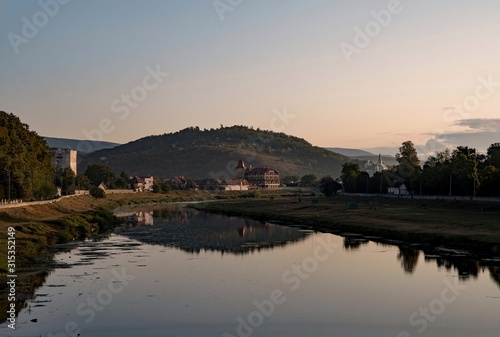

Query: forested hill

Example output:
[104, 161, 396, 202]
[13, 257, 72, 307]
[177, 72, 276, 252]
[79, 126, 350, 179]
[0, 111, 56, 200]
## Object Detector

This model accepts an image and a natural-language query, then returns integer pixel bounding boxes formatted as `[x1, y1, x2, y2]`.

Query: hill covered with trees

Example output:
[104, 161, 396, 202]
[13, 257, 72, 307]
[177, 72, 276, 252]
[0, 111, 56, 200]
[79, 126, 350, 179]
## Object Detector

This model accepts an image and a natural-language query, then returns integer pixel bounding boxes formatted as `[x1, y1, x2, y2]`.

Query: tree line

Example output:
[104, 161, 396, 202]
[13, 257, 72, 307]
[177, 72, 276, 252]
[336, 141, 500, 197]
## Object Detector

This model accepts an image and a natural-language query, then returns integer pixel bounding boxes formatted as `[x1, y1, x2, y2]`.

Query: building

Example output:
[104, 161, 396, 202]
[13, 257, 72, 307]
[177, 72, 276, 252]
[219, 179, 250, 191]
[234, 160, 280, 189]
[143, 176, 154, 191]
[235, 159, 247, 179]
[128, 176, 144, 191]
[128, 176, 154, 192]
[244, 167, 280, 189]
[388, 182, 408, 195]
[364, 154, 387, 177]
[52, 148, 77, 175]
[171, 176, 189, 189]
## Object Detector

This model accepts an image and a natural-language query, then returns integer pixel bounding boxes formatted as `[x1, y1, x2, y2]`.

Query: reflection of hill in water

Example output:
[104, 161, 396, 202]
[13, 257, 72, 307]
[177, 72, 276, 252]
[117, 208, 311, 255]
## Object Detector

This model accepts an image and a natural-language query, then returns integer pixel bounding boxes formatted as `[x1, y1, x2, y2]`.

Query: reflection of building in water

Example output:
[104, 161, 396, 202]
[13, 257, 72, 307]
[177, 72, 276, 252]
[117, 211, 154, 226]
[136, 212, 154, 226]
[120, 207, 309, 255]
[238, 221, 275, 237]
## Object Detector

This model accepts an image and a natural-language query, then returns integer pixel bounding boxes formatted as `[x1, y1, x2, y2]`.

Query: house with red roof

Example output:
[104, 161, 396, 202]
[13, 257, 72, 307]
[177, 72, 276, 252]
[235, 160, 280, 190]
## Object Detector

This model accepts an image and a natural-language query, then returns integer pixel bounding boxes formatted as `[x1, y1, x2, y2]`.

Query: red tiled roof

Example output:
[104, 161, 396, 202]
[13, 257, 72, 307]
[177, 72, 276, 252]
[129, 176, 144, 183]
[173, 176, 188, 183]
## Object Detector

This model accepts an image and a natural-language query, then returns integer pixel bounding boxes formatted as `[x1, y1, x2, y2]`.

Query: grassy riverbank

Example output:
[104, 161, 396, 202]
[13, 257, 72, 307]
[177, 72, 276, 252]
[192, 195, 500, 255]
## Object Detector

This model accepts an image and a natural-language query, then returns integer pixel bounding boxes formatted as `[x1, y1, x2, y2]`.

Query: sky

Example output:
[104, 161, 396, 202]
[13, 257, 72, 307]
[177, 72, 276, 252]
[1, 0, 499, 156]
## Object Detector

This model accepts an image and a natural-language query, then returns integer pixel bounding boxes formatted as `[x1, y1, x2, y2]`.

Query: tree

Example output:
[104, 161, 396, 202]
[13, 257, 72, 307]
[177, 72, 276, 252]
[75, 174, 91, 190]
[487, 143, 500, 168]
[396, 141, 420, 168]
[341, 162, 361, 193]
[450, 147, 479, 196]
[319, 176, 342, 196]
[55, 167, 76, 195]
[84, 164, 115, 187]
[0, 111, 57, 200]
[90, 186, 105, 199]
[114, 171, 129, 189]
[395, 141, 421, 194]
[300, 174, 318, 186]
[355, 171, 369, 193]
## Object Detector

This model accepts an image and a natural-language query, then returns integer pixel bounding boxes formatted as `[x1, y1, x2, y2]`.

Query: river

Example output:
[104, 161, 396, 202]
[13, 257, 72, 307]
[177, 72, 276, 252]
[2, 205, 499, 337]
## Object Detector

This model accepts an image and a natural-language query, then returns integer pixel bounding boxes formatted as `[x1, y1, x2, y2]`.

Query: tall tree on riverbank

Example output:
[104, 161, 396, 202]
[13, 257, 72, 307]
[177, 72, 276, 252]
[395, 141, 421, 193]
[0, 111, 57, 200]
[341, 162, 361, 193]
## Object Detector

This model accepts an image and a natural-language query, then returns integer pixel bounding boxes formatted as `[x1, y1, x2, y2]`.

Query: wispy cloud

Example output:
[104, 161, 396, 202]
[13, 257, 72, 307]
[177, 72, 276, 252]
[453, 118, 500, 132]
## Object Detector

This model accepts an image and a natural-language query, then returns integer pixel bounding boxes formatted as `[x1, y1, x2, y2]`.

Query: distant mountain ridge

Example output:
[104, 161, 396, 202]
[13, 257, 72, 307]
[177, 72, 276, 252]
[44, 137, 120, 153]
[79, 126, 351, 179]
[326, 147, 398, 167]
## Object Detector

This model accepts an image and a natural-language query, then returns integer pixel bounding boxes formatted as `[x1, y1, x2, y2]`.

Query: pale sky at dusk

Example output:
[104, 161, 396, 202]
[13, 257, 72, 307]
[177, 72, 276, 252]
[1, 0, 499, 155]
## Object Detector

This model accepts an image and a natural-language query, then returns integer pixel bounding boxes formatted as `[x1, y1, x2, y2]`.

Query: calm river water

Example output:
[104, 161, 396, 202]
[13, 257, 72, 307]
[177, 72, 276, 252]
[2, 206, 499, 337]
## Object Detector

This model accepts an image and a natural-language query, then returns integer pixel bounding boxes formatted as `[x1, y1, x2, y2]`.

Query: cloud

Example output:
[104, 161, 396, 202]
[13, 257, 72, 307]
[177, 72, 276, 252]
[453, 118, 500, 132]
[431, 118, 500, 152]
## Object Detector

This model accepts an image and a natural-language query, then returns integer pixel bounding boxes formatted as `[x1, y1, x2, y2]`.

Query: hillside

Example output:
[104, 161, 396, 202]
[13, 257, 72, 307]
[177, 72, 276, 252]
[44, 137, 120, 153]
[326, 147, 374, 157]
[79, 126, 351, 179]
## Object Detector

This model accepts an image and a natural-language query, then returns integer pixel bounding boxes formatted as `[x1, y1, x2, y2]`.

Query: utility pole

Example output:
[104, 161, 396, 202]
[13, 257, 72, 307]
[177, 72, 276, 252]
[449, 175, 452, 196]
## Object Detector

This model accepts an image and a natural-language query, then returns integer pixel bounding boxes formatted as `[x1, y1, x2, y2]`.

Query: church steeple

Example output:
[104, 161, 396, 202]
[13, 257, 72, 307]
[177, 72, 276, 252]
[375, 154, 386, 173]
[235, 159, 246, 179]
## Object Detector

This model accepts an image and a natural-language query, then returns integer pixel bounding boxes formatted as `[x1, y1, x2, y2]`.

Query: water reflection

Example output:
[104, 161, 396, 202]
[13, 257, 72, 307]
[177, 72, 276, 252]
[489, 266, 500, 289]
[343, 237, 369, 251]
[397, 246, 420, 274]
[0, 271, 51, 323]
[117, 207, 312, 255]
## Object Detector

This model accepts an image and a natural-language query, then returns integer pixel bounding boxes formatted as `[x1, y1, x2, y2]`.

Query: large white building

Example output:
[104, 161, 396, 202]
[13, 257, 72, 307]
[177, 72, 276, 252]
[52, 148, 78, 175]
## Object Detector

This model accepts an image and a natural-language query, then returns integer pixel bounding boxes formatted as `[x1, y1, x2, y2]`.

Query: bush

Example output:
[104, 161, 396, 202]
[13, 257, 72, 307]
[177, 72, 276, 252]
[90, 186, 105, 199]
